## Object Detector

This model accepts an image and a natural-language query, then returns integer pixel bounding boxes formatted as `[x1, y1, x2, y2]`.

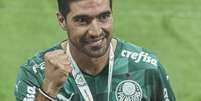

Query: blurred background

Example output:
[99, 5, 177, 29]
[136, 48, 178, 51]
[0, 0, 201, 101]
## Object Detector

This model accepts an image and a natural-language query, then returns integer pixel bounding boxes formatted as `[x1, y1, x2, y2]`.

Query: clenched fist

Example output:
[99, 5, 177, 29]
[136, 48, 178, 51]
[42, 49, 72, 97]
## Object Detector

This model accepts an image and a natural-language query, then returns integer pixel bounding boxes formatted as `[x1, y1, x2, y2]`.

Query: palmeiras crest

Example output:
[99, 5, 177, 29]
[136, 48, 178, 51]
[115, 80, 143, 101]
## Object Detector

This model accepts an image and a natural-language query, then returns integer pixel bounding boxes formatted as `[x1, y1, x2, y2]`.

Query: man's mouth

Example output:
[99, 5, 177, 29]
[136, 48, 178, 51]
[87, 38, 105, 47]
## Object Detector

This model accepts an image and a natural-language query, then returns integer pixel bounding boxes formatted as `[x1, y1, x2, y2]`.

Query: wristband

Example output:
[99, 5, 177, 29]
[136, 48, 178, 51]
[37, 88, 57, 101]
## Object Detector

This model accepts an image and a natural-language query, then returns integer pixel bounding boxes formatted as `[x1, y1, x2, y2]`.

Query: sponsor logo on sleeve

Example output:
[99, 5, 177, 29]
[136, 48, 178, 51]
[32, 62, 45, 74]
[23, 86, 36, 101]
[115, 80, 143, 101]
[121, 50, 158, 66]
[163, 88, 170, 101]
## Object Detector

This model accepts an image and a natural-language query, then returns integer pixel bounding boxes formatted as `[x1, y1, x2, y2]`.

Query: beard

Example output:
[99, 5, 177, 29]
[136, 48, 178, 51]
[69, 31, 112, 58]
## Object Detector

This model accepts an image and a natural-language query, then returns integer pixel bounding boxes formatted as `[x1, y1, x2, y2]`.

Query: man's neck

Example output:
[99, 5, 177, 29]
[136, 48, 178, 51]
[71, 49, 109, 76]
[61, 38, 117, 76]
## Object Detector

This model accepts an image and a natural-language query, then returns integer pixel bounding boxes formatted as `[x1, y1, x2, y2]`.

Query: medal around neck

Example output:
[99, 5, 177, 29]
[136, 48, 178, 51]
[66, 42, 114, 101]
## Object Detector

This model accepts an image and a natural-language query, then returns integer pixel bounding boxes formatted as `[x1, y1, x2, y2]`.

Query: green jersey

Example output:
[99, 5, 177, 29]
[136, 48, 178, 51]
[15, 39, 176, 101]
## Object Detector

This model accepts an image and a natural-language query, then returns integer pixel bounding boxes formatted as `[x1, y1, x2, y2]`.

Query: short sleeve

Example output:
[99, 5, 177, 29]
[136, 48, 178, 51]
[15, 65, 40, 101]
[144, 62, 176, 101]
[157, 62, 176, 101]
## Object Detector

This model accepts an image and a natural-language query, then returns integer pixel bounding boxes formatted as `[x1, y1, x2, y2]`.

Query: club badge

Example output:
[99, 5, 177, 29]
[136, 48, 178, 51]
[115, 80, 142, 101]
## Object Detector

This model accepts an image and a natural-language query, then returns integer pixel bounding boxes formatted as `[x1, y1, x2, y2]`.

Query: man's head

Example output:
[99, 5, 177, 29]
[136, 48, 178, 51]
[57, 0, 112, 18]
[57, 0, 113, 58]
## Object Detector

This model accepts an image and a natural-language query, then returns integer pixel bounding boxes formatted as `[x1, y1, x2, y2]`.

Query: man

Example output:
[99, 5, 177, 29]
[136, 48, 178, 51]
[15, 0, 176, 101]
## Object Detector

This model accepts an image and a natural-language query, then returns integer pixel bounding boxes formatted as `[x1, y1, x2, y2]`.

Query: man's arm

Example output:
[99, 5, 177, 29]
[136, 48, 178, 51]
[144, 64, 176, 101]
[15, 50, 72, 101]
[15, 66, 39, 101]
[157, 63, 176, 101]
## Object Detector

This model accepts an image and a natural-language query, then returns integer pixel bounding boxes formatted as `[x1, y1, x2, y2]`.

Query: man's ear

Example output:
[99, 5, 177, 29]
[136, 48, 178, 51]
[56, 12, 67, 31]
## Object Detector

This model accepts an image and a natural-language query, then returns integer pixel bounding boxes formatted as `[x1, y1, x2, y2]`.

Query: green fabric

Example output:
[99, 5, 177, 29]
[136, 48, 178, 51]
[15, 39, 176, 101]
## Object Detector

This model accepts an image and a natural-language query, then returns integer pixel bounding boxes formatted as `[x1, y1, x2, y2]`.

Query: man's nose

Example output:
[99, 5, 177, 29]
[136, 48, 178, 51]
[88, 19, 102, 38]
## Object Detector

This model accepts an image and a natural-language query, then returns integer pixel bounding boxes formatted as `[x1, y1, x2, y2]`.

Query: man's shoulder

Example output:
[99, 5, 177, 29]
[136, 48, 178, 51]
[117, 38, 157, 55]
[115, 39, 159, 69]
[20, 42, 62, 72]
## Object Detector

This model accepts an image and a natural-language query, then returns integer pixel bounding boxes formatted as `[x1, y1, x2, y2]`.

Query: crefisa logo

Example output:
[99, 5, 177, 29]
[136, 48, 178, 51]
[115, 80, 142, 101]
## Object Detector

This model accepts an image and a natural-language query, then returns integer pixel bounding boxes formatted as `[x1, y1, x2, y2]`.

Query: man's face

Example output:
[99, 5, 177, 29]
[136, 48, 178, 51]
[65, 0, 113, 57]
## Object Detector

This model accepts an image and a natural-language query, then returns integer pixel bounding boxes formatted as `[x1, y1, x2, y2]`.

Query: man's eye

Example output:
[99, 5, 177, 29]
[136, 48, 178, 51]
[74, 17, 89, 25]
[99, 13, 111, 21]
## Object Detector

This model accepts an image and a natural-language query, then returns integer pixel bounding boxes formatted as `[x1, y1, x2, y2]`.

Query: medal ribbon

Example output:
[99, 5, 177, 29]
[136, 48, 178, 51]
[66, 42, 114, 101]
